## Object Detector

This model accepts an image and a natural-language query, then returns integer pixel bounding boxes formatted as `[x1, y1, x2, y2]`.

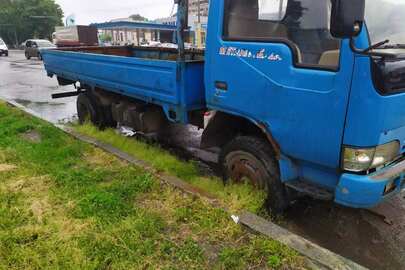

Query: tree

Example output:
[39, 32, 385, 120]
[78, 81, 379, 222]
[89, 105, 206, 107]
[129, 14, 148, 22]
[0, 0, 63, 47]
[99, 33, 112, 43]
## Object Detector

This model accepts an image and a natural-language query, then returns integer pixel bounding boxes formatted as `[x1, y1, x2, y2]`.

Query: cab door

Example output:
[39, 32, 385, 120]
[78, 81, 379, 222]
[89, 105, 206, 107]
[205, 0, 355, 186]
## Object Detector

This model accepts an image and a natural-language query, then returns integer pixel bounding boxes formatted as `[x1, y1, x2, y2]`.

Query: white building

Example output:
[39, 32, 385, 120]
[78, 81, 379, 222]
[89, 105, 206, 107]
[93, 20, 177, 46]
[189, 0, 210, 17]
[154, 14, 208, 48]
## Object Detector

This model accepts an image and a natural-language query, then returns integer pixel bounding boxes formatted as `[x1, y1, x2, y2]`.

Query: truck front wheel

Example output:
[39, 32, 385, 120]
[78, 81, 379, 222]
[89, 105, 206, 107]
[219, 136, 290, 214]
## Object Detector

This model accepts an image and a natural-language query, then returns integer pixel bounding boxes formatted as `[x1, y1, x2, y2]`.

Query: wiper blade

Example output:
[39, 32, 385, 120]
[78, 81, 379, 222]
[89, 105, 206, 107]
[364, 39, 390, 52]
[380, 44, 405, 49]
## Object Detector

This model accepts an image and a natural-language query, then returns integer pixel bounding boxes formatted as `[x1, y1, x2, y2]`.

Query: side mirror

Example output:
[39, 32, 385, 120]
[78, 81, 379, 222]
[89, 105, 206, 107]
[331, 0, 365, 39]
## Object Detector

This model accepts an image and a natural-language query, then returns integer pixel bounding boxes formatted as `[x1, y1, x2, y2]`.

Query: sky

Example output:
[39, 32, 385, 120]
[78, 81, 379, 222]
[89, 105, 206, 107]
[55, 0, 174, 25]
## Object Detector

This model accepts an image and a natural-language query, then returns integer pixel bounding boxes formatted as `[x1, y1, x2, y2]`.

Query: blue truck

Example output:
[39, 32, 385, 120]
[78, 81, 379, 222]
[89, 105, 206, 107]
[42, 0, 405, 213]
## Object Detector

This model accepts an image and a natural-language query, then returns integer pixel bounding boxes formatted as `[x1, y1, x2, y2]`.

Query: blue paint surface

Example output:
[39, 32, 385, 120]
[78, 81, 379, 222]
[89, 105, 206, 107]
[42, 48, 205, 123]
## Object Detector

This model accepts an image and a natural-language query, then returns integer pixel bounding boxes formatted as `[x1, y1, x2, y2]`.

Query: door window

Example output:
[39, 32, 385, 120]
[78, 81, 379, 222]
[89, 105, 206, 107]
[223, 0, 341, 69]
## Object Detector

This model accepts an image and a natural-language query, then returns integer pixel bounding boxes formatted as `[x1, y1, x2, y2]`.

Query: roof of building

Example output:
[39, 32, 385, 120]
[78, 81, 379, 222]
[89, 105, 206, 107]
[91, 21, 177, 31]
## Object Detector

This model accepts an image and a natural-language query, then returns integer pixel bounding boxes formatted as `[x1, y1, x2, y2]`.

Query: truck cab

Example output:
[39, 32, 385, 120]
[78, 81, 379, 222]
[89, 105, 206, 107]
[203, 0, 405, 209]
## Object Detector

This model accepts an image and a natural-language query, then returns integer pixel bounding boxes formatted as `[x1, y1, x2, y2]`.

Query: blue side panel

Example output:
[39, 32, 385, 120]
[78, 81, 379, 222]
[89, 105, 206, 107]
[183, 62, 206, 109]
[42, 50, 206, 123]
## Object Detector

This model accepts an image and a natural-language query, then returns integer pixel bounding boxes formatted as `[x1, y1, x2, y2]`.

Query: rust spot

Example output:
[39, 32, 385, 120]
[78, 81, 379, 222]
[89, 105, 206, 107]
[258, 123, 281, 159]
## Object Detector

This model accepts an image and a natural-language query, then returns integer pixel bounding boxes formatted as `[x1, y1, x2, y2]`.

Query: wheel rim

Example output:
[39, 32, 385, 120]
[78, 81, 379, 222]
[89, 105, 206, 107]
[225, 151, 268, 190]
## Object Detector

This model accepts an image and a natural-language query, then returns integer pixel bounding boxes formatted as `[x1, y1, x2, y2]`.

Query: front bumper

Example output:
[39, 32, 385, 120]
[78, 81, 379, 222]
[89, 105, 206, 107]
[335, 158, 405, 208]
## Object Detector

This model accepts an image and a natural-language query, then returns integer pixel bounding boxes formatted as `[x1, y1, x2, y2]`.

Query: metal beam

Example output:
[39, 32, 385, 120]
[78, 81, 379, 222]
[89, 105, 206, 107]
[175, 0, 189, 61]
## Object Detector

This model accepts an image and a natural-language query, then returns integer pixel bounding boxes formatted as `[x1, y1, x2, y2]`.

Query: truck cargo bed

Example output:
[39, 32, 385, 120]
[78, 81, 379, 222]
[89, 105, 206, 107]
[42, 46, 206, 123]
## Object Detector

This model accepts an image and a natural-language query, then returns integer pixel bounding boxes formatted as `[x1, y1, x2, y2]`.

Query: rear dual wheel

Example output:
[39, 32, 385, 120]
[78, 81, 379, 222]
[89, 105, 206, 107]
[220, 136, 290, 214]
[77, 92, 115, 129]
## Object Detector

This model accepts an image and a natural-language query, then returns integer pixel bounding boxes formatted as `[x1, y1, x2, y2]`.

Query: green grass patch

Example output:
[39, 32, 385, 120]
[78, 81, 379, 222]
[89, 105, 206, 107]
[0, 102, 306, 269]
[74, 124, 267, 213]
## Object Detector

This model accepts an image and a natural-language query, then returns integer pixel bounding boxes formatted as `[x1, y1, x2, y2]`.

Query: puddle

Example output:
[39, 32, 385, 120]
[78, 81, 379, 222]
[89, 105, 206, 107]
[280, 199, 403, 270]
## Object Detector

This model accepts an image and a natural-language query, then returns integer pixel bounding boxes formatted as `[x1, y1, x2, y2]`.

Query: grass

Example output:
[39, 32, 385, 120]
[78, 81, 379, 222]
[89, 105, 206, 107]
[74, 124, 267, 214]
[0, 102, 307, 269]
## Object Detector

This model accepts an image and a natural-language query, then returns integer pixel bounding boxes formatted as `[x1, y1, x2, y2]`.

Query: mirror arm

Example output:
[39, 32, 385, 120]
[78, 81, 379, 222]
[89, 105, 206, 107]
[350, 38, 397, 59]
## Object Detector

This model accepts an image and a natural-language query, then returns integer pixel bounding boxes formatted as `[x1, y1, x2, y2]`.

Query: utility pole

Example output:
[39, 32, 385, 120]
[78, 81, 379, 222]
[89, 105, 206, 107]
[197, 0, 201, 24]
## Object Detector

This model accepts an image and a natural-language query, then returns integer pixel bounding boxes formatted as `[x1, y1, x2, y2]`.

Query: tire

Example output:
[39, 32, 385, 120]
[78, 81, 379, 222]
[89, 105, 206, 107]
[25, 52, 31, 60]
[5, 51, 8, 57]
[77, 92, 115, 129]
[77, 92, 103, 127]
[219, 136, 290, 214]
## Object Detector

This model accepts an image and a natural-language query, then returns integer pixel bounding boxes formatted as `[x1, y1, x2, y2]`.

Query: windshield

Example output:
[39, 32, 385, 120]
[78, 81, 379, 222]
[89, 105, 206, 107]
[0, 39, 5, 45]
[37, 41, 54, 47]
[365, 0, 405, 45]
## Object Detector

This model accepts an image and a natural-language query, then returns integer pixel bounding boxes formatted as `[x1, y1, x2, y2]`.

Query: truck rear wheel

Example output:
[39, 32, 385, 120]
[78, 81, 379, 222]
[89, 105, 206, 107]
[219, 136, 290, 214]
[77, 92, 103, 127]
[77, 92, 116, 129]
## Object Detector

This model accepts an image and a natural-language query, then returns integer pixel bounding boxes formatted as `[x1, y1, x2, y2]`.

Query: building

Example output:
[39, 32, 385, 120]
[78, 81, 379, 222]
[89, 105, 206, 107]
[189, 0, 210, 17]
[154, 14, 208, 48]
[93, 21, 177, 46]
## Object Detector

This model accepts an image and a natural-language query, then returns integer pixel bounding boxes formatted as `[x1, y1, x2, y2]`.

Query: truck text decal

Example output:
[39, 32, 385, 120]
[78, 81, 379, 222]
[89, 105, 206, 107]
[219, 46, 282, 62]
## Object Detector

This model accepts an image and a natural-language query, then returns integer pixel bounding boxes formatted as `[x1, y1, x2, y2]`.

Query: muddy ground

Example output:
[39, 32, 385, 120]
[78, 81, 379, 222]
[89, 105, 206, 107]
[1, 50, 404, 270]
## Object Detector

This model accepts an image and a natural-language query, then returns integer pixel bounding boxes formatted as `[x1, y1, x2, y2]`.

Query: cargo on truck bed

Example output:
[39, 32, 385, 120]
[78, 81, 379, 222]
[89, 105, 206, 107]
[53, 25, 99, 47]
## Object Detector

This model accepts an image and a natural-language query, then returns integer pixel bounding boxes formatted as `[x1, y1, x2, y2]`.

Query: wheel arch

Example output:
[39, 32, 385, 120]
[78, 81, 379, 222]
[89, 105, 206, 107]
[201, 111, 281, 158]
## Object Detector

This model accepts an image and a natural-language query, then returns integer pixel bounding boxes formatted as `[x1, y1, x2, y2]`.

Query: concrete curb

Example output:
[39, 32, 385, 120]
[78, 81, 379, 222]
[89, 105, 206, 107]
[5, 100, 369, 270]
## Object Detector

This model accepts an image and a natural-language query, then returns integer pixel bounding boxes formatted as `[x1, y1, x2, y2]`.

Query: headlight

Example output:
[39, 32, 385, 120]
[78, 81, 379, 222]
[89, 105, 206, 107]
[342, 141, 400, 173]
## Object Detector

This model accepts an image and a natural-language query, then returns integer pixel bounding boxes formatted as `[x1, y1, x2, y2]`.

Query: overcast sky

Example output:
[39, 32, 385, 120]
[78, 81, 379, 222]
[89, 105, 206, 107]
[55, 0, 174, 25]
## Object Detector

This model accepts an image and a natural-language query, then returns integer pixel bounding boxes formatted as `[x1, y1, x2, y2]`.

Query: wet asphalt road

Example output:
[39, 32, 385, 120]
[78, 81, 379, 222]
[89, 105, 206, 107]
[1, 50, 405, 270]
[0, 50, 76, 124]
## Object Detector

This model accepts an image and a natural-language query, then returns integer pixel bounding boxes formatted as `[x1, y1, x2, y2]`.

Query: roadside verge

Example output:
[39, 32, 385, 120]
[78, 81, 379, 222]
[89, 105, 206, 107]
[5, 100, 368, 270]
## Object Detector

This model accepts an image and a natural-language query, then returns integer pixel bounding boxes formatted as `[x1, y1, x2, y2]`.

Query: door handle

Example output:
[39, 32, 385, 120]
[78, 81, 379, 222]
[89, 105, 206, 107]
[215, 81, 228, 91]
